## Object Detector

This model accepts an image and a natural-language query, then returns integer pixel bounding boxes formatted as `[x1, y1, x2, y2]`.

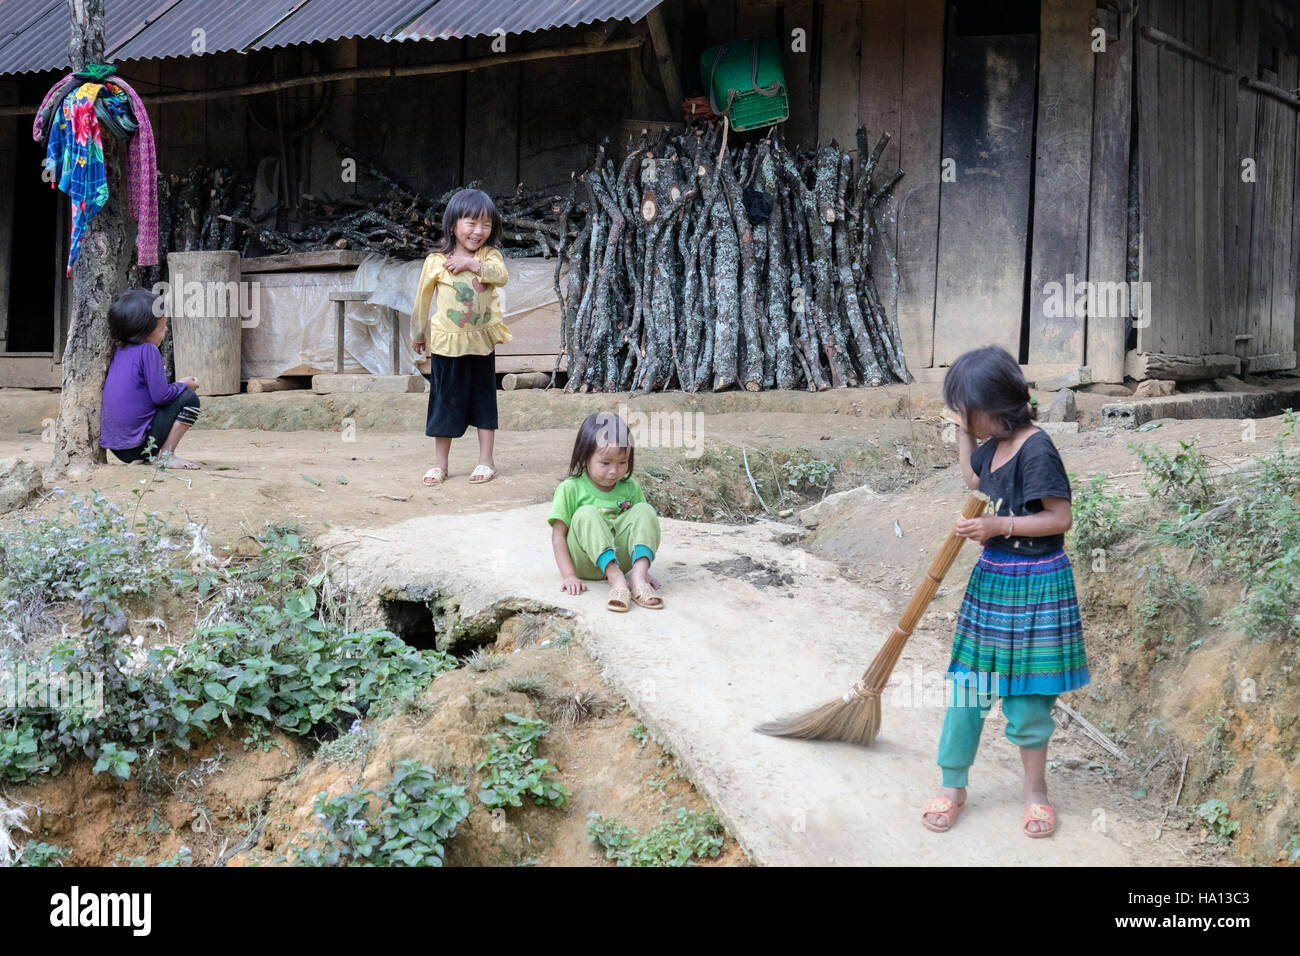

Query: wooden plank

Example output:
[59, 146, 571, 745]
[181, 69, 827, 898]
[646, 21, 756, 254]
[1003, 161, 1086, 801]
[1027, 0, 1096, 365]
[781, 1, 818, 148]
[1223, 0, 1258, 355]
[817, 1, 862, 150]
[246, 376, 311, 393]
[932, 33, 1037, 364]
[0, 356, 60, 389]
[241, 251, 368, 272]
[646, 6, 685, 114]
[461, 35, 520, 196]
[894, 0, 944, 370]
[1085, 1, 1133, 383]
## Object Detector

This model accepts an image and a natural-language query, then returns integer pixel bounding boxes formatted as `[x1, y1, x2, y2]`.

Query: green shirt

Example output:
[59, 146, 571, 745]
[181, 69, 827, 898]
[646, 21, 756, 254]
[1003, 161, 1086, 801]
[548, 473, 646, 528]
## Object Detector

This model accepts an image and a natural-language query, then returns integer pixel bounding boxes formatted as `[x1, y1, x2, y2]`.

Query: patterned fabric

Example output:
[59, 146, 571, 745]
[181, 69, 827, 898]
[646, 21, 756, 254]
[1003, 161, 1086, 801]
[95, 82, 138, 138]
[947, 546, 1089, 696]
[33, 72, 158, 269]
[45, 83, 109, 276]
[110, 76, 159, 267]
[410, 246, 512, 357]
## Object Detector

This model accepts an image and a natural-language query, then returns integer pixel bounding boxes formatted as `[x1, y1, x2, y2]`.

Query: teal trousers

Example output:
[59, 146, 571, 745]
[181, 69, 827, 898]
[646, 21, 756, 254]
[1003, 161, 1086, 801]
[937, 678, 1058, 788]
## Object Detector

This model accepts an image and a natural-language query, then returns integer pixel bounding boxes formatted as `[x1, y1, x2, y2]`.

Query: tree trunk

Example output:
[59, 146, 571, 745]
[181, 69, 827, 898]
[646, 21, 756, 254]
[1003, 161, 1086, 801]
[48, 0, 130, 480]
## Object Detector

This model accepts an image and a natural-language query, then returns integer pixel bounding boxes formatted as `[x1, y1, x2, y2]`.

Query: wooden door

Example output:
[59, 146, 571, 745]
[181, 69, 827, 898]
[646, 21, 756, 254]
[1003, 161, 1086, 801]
[932, 33, 1037, 365]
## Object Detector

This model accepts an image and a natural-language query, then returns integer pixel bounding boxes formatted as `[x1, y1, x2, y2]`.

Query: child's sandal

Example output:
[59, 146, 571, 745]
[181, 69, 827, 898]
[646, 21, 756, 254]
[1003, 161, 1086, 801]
[630, 582, 664, 609]
[422, 466, 446, 486]
[921, 797, 964, 833]
[606, 586, 631, 613]
[1023, 803, 1056, 838]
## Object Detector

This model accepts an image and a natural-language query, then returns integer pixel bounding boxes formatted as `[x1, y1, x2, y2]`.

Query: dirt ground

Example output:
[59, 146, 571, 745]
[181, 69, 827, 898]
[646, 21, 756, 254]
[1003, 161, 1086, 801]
[2, 383, 1293, 865]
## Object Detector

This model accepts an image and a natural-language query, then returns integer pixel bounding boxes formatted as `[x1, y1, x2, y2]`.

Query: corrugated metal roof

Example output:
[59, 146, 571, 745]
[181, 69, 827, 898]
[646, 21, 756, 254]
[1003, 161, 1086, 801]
[396, 0, 666, 41]
[251, 0, 434, 51]
[0, 0, 662, 76]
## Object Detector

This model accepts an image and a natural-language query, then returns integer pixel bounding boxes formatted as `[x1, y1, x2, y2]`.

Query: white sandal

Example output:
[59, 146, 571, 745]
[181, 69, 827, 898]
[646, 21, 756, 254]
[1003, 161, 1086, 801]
[469, 464, 496, 484]
[422, 466, 446, 486]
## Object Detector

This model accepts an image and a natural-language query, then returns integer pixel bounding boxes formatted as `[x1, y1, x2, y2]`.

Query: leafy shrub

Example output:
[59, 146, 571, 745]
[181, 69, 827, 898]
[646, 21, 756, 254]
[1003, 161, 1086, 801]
[15, 841, 70, 867]
[476, 714, 570, 809]
[1195, 799, 1240, 843]
[587, 808, 725, 866]
[294, 761, 470, 867]
[1069, 473, 1124, 560]
[1132, 437, 1216, 515]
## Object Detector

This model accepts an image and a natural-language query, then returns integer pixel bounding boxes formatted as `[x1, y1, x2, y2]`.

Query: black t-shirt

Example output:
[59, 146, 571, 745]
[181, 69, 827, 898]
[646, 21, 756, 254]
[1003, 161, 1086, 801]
[969, 429, 1072, 556]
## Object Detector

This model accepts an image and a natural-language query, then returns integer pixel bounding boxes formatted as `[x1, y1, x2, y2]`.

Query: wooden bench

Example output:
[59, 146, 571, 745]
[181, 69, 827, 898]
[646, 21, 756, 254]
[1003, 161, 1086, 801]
[327, 290, 401, 375]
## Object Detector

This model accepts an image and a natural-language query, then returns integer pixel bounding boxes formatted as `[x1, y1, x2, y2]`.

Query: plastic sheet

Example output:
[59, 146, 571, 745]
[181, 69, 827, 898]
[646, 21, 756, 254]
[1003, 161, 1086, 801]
[240, 254, 565, 379]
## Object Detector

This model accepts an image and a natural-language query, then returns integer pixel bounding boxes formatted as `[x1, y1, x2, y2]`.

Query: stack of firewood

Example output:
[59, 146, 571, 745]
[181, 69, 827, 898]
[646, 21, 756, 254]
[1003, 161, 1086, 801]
[555, 126, 910, 393]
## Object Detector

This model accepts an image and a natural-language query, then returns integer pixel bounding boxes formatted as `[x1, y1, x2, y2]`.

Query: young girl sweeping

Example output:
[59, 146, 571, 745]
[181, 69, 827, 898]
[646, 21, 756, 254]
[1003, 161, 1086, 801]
[100, 289, 201, 469]
[549, 412, 665, 612]
[411, 188, 512, 486]
[922, 345, 1088, 838]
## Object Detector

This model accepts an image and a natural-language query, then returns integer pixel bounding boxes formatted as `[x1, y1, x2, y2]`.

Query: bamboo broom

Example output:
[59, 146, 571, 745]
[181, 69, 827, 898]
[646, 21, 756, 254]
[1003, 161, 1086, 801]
[755, 491, 989, 745]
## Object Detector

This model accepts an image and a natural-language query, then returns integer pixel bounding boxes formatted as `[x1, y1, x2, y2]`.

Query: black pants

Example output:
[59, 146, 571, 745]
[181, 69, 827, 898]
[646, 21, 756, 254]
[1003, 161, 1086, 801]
[111, 389, 201, 463]
[424, 351, 498, 438]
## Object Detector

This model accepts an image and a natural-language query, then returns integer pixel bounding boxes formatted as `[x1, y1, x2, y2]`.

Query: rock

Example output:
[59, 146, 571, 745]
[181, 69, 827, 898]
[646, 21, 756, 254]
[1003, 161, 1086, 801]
[0, 458, 42, 514]
[1033, 367, 1092, 391]
[1042, 389, 1077, 423]
[1037, 421, 1079, 436]
[1081, 383, 1133, 397]
[1133, 378, 1175, 398]
[799, 483, 882, 529]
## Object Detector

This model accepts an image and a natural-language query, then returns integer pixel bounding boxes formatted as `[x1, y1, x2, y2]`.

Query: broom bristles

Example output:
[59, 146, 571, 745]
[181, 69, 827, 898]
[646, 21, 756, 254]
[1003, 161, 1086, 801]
[754, 688, 882, 745]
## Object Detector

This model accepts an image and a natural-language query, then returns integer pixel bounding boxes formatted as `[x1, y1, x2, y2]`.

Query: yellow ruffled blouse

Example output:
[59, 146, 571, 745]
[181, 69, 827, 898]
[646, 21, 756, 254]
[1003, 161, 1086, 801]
[410, 245, 513, 359]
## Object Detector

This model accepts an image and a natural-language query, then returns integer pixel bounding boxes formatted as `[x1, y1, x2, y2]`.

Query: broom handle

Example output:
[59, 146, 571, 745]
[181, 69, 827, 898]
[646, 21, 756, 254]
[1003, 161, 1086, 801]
[861, 492, 988, 687]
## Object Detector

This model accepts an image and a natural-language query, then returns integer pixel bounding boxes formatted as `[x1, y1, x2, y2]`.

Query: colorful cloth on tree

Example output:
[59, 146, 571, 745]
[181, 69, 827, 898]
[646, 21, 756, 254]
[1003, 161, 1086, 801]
[32, 72, 159, 268]
[45, 82, 109, 277]
[95, 82, 138, 138]
[410, 246, 512, 357]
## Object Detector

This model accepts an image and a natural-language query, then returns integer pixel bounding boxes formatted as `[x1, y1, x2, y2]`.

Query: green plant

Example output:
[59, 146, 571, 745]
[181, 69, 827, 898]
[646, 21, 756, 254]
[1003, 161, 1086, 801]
[1132, 437, 1216, 515]
[629, 723, 648, 746]
[1195, 799, 1240, 843]
[1069, 473, 1125, 559]
[1284, 834, 1300, 864]
[476, 714, 570, 809]
[1135, 557, 1202, 647]
[587, 808, 725, 866]
[15, 841, 70, 867]
[782, 454, 838, 497]
[295, 761, 470, 867]
[466, 648, 506, 672]
[157, 845, 193, 867]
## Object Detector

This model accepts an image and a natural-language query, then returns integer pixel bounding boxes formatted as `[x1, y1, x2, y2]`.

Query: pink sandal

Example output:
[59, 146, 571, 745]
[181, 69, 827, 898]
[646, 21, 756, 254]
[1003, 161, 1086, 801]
[1023, 803, 1056, 838]
[921, 797, 965, 833]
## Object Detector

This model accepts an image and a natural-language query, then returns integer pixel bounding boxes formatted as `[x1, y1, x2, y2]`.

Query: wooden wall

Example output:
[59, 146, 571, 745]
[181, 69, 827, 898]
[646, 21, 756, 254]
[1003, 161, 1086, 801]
[1136, 0, 1300, 372]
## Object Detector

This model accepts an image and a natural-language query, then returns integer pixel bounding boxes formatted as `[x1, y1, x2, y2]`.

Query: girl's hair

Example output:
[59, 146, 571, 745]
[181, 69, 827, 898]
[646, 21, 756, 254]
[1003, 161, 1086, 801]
[942, 345, 1037, 438]
[435, 188, 502, 255]
[108, 289, 164, 346]
[567, 412, 635, 479]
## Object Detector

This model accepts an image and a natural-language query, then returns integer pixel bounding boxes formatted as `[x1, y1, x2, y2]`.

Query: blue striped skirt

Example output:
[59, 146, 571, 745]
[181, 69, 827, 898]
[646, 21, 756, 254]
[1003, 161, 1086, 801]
[947, 546, 1089, 696]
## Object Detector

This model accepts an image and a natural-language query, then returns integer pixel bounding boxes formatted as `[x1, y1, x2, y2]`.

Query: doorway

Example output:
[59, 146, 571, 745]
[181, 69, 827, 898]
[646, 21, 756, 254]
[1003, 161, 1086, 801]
[932, 0, 1040, 365]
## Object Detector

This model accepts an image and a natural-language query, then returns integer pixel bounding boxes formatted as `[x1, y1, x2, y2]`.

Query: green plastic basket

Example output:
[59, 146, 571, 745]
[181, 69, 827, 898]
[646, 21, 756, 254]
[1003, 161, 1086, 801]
[700, 36, 788, 131]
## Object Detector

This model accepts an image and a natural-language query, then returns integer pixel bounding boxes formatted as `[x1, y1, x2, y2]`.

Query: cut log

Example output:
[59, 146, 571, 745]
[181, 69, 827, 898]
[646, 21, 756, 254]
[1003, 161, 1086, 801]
[1124, 351, 1242, 381]
[502, 372, 552, 390]
[246, 376, 312, 393]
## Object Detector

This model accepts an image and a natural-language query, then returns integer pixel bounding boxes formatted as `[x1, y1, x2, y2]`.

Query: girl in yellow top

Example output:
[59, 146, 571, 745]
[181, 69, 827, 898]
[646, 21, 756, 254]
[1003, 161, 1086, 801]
[411, 188, 512, 485]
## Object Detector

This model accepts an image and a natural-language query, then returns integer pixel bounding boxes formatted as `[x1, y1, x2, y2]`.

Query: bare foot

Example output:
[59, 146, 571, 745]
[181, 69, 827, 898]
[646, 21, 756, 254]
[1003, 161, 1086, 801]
[922, 786, 966, 831]
[628, 567, 661, 591]
[163, 455, 199, 470]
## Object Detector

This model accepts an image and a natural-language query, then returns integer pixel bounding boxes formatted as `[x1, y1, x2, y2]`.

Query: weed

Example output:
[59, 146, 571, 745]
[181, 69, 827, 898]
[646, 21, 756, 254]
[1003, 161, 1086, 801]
[466, 648, 506, 673]
[1195, 799, 1240, 843]
[476, 714, 570, 810]
[1284, 834, 1300, 864]
[587, 808, 725, 866]
[1132, 437, 1216, 515]
[293, 761, 470, 867]
[14, 841, 70, 867]
[1069, 473, 1125, 560]
[629, 723, 648, 746]
[1135, 557, 1202, 647]
[315, 726, 375, 770]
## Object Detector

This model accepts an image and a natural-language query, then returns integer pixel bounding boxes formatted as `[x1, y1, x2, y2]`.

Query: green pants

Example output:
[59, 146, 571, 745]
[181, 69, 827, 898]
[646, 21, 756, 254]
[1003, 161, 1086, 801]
[567, 502, 661, 579]
[937, 681, 1058, 788]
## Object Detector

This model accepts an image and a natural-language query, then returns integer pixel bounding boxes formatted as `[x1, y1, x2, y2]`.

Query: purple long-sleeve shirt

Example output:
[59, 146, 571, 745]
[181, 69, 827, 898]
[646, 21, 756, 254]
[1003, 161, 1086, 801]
[100, 343, 186, 450]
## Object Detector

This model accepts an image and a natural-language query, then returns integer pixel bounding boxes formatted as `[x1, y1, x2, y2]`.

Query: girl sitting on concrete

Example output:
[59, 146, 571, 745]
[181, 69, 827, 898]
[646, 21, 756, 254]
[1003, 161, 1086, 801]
[549, 412, 665, 612]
